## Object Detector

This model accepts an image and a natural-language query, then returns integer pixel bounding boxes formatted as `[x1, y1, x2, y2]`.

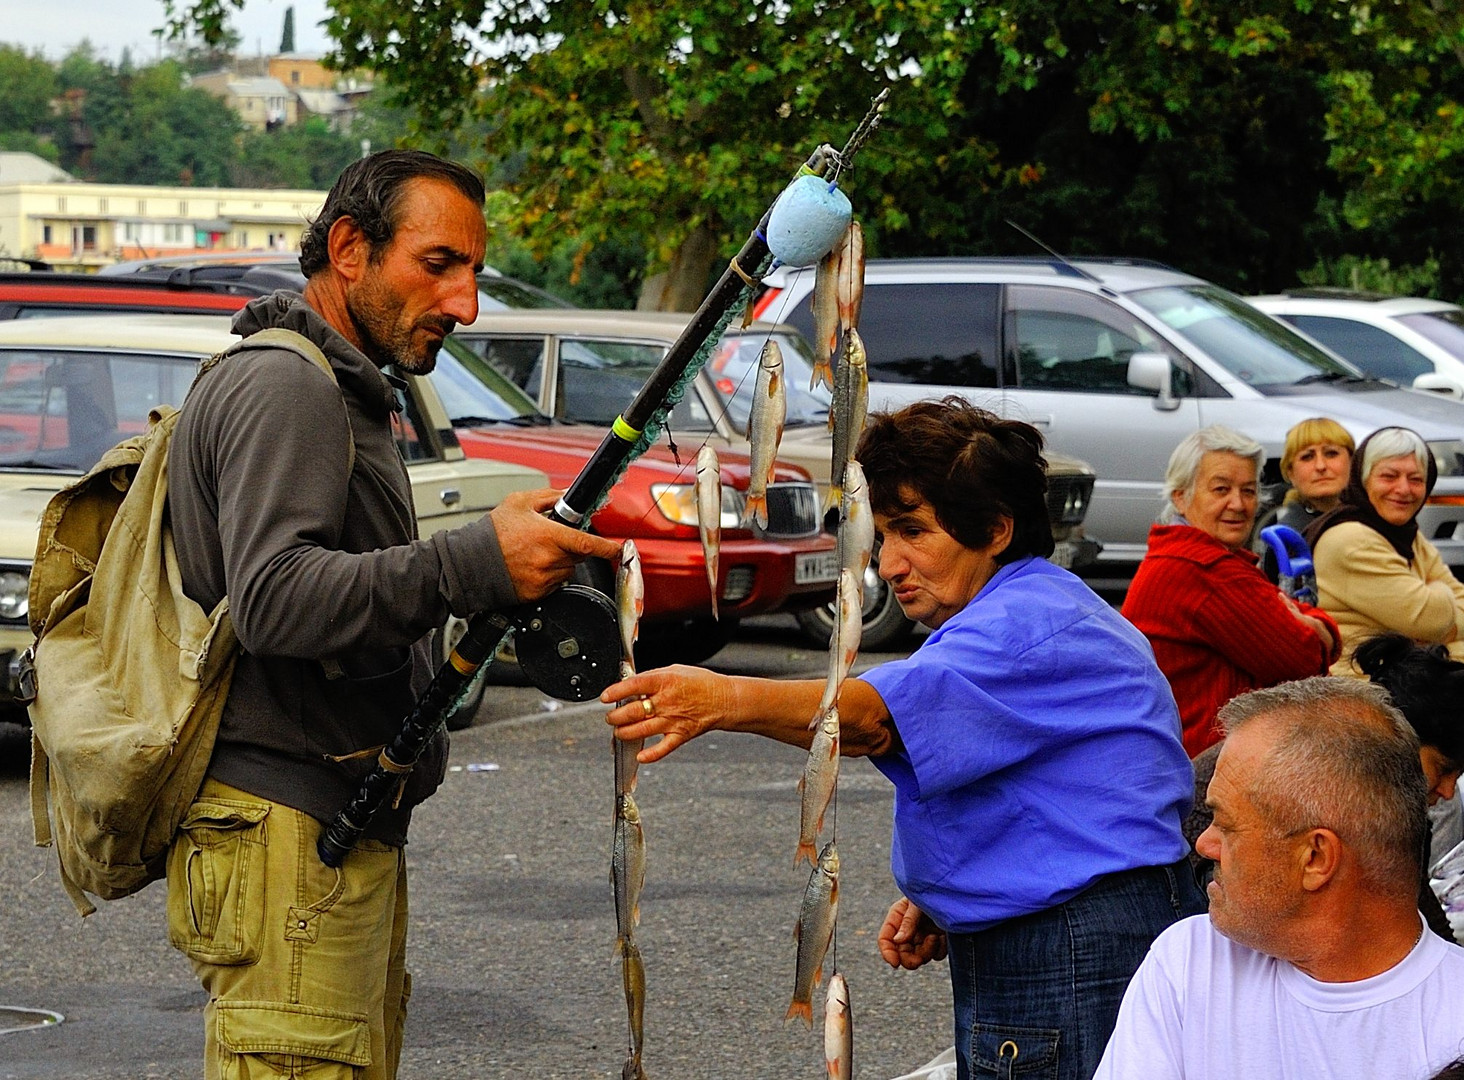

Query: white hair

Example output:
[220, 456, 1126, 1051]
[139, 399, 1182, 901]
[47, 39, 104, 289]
[1159, 425, 1264, 524]
[1360, 428, 1429, 485]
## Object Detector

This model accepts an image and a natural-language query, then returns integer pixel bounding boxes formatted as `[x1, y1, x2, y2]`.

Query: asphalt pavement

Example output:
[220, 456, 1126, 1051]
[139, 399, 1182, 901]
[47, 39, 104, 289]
[0, 615, 954, 1079]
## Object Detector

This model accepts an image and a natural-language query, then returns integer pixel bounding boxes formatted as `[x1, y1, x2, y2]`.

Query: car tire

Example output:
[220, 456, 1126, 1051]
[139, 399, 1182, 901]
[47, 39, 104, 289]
[796, 551, 914, 652]
[436, 614, 489, 730]
[635, 617, 739, 669]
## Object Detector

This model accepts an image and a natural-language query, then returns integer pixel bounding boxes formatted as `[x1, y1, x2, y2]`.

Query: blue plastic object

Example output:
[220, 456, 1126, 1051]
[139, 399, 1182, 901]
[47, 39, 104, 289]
[765, 174, 852, 268]
[1259, 524, 1317, 605]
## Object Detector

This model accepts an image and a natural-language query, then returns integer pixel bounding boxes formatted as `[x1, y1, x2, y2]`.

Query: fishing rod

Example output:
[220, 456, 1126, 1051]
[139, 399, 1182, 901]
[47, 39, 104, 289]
[318, 89, 889, 868]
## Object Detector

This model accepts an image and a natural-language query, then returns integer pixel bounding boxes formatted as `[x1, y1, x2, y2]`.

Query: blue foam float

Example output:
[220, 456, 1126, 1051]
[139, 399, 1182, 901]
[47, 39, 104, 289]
[765, 174, 852, 268]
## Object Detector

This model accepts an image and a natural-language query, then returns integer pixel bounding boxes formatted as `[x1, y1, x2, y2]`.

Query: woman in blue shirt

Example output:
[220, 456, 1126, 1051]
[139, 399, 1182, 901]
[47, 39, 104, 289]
[602, 397, 1202, 1080]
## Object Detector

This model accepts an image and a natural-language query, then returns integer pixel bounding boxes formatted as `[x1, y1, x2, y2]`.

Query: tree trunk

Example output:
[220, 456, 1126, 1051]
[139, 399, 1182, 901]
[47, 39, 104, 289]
[636, 222, 719, 313]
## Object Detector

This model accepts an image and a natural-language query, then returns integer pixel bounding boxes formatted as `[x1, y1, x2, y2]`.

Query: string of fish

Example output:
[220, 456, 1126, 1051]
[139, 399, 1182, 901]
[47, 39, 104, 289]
[777, 218, 865, 1080]
[613, 538, 649, 1080]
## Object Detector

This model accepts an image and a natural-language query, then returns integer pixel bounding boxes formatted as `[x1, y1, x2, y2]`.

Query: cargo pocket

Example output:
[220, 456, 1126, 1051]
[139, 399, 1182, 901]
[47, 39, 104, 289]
[214, 1000, 371, 1078]
[969, 1023, 1060, 1079]
[167, 798, 270, 965]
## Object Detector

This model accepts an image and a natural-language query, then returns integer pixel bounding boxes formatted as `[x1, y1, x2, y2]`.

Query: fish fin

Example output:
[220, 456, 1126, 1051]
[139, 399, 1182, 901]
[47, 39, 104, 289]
[711, 594, 719, 621]
[795, 840, 817, 868]
[785, 998, 815, 1028]
[745, 492, 768, 530]
[823, 484, 843, 516]
[811, 357, 834, 391]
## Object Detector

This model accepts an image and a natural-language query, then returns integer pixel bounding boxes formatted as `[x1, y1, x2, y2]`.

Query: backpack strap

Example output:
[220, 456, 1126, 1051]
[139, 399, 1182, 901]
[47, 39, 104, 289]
[193, 327, 356, 680]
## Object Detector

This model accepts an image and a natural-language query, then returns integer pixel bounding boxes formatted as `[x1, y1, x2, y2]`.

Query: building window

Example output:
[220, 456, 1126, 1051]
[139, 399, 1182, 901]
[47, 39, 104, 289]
[98, 198, 108, 214]
[42, 225, 52, 244]
[291, 71, 300, 84]
[56, 196, 66, 213]
[179, 200, 188, 216]
[138, 199, 147, 215]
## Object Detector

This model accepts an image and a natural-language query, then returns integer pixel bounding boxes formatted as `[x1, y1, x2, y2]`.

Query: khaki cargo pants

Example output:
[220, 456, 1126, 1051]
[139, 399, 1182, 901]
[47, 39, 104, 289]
[167, 779, 410, 1079]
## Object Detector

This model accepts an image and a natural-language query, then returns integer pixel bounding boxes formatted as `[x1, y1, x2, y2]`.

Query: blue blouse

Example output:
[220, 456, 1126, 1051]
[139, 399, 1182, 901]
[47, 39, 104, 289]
[863, 556, 1193, 933]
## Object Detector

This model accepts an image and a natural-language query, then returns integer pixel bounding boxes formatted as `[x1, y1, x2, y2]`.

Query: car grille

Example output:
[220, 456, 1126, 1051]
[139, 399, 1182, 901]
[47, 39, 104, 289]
[764, 482, 822, 538]
[1046, 473, 1094, 526]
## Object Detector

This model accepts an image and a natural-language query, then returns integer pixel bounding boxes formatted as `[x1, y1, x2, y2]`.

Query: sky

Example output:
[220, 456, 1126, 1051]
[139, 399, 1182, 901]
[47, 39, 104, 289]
[3, 0, 335, 61]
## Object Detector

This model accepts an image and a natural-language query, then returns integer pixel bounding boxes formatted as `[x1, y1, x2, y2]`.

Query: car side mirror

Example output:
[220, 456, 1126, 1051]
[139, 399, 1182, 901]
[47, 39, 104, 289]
[1411, 372, 1464, 400]
[1127, 352, 1180, 411]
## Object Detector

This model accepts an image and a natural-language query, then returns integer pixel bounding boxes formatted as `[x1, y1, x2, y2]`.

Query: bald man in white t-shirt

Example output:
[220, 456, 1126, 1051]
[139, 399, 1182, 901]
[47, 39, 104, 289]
[1096, 676, 1464, 1080]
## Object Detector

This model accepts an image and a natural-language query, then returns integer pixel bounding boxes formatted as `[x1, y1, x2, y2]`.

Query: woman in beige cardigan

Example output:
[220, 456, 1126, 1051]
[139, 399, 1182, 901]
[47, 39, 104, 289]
[1306, 427, 1464, 674]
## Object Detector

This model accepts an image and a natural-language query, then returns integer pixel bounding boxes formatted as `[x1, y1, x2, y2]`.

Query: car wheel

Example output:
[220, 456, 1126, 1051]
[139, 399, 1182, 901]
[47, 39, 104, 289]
[634, 616, 739, 670]
[436, 614, 489, 730]
[796, 551, 914, 652]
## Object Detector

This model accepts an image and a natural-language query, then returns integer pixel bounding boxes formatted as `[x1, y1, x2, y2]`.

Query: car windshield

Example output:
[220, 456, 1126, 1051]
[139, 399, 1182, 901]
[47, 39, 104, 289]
[703, 330, 831, 431]
[1398, 308, 1464, 358]
[476, 275, 573, 310]
[1130, 284, 1357, 388]
[430, 336, 548, 425]
[0, 347, 197, 472]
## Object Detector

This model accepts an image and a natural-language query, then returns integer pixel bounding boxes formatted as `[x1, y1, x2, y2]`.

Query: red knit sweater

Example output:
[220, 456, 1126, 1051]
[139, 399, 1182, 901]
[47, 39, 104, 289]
[1121, 524, 1340, 757]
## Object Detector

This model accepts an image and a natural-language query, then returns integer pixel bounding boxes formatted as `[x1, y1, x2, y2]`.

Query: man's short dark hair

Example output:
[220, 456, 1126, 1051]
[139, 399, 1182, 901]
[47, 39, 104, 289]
[299, 149, 486, 278]
[855, 396, 1055, 563]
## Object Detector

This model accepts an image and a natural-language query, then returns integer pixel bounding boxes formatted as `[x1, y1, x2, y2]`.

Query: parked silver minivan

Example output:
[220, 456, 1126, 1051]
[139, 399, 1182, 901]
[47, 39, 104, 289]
[756, 257, 1464, 575]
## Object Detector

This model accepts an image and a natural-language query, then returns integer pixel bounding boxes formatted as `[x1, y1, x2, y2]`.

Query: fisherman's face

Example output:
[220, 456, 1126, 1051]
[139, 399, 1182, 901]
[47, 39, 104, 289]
[346, 176, 485, 375]
[874, 491, 1010, 630]
[1195, 719, 1308, 960]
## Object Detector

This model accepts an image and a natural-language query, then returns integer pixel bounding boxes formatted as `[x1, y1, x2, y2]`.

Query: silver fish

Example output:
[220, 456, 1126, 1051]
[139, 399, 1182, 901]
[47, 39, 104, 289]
[824, 972, 852, 1080]
[612, 792, 645, 950]
[796, 707, 840, 868]
[816, 568, 864, 717]
[838, 460, 875, 584]
[835, 221, 864, 334]
[744, 339, 786, 529]
[827, 328, 867, 511]
[615, 540, 646, 794]
[787, 842, 840, 1027]
[696, 445, 722, 620]
[811, 248, 840, 390]
[620, 938, 648, 1080]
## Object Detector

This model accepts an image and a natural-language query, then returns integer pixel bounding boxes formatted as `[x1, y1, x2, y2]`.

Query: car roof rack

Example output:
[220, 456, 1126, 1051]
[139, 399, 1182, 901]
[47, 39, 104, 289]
[1275, 286, 1398, 302]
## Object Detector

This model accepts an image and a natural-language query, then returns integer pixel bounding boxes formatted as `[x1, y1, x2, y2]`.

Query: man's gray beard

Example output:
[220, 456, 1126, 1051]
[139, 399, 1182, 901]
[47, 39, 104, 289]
[346, 290, 439, 374]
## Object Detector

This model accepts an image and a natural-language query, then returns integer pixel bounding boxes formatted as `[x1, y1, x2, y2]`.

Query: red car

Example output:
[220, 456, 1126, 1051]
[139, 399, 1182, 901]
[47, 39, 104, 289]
[432, 339, 838, 666]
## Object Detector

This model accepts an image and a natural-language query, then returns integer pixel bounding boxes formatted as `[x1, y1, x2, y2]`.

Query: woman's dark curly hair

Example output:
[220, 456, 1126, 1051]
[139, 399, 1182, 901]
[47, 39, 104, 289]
[1354, 632, 1464, 768]
[298, 150, 486, 278]
[855, 396, 1054, 563]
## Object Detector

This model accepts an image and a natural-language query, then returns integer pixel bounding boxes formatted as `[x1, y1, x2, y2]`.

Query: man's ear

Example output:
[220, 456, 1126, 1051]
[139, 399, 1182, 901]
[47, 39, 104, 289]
[325, 216, 370, 283]
[1298, 827, 1343, 892]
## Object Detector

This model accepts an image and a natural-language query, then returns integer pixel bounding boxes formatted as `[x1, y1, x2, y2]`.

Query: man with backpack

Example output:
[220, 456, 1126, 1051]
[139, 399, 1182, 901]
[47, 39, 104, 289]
[163, 149, 622, 1079]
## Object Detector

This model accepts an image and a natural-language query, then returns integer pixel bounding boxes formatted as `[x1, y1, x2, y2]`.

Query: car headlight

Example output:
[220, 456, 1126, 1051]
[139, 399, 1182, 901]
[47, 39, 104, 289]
[650, 483, 746, 529]
[1428, 441, 1464, 478]
[0, 568, 29, 623]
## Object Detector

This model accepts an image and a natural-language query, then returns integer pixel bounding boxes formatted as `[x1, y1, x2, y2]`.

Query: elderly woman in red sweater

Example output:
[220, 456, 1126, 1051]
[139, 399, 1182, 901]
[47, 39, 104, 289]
[1122, 425, 1340, 756]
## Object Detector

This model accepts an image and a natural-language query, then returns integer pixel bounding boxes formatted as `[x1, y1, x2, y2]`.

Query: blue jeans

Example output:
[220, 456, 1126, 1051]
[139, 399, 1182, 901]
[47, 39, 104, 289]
[948, 859, 1205, 1080]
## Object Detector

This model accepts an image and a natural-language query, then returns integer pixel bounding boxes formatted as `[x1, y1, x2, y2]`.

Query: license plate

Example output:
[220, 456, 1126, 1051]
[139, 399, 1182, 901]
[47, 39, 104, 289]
[796, 551, 840, 585]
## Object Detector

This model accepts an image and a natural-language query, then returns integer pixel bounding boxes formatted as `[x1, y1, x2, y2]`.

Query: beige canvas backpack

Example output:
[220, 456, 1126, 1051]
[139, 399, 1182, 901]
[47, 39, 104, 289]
[26, 327, 351, 915]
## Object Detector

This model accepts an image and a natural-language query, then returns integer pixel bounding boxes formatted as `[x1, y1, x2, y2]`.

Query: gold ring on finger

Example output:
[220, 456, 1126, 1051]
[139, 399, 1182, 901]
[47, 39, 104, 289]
[641, 697, 655, 719]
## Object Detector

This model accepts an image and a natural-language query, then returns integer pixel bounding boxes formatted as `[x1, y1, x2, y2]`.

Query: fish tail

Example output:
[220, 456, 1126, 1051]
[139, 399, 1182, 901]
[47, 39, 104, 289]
[785, 998, 814, 1028]
[811, 357, 834, 391]
[823, 484, 843, 516]
[745, 492, 768, 529]
[795, 840, 817, 868]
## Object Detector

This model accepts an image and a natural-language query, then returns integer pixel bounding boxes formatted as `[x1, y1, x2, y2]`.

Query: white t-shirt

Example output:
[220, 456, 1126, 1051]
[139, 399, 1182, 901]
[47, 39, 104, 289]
[1094, 914, 1464, 1080]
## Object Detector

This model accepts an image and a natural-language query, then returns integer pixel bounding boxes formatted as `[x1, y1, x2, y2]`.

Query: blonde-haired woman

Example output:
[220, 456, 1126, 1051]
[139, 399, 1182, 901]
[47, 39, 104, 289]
[1275, 416, 1355, 531]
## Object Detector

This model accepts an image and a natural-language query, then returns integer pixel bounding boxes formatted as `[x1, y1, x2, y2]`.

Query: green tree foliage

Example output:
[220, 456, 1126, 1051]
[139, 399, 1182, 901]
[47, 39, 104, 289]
[281, 6, 297, 53]
[233, 117, 361, 188]
[0, 45, 58, 135]
[157, 0, 1464, 304]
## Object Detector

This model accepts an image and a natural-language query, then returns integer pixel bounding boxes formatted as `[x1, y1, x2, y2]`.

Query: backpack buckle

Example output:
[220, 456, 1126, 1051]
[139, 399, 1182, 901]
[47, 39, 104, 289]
[15, 644, 36, 705]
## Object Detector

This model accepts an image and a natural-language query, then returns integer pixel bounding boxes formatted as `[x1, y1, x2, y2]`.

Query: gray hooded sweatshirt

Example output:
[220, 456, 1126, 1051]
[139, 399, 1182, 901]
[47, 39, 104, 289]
[169, 292, 517, 843]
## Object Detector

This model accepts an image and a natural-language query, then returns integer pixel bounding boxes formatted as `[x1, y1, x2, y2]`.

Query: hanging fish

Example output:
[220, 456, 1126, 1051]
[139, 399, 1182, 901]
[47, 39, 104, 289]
[696, 445, 722, 620]
[612, 792, 646, 951]
[835, 221, 865, 335]
[620, 938, 649, 1080]
[811, 248, 840, 390]
[615, 540, 645, 795]
[816, 568, 864, 719]
[827, 328, 867, 512]
[796, 706, 840, 868]
[824, 972, 853, 1080]
[838, 460, 875, 587]
[787, 842, 840, 1027]
[744, 340, 787, 530]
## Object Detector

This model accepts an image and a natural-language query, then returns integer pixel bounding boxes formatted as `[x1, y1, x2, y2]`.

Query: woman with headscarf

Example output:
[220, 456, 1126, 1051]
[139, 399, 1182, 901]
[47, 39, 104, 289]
[1306, 427, 1464, 673]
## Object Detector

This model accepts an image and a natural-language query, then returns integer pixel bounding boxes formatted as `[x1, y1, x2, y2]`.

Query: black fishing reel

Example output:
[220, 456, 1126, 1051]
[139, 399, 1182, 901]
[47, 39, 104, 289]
[508, 584, 621, 701]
